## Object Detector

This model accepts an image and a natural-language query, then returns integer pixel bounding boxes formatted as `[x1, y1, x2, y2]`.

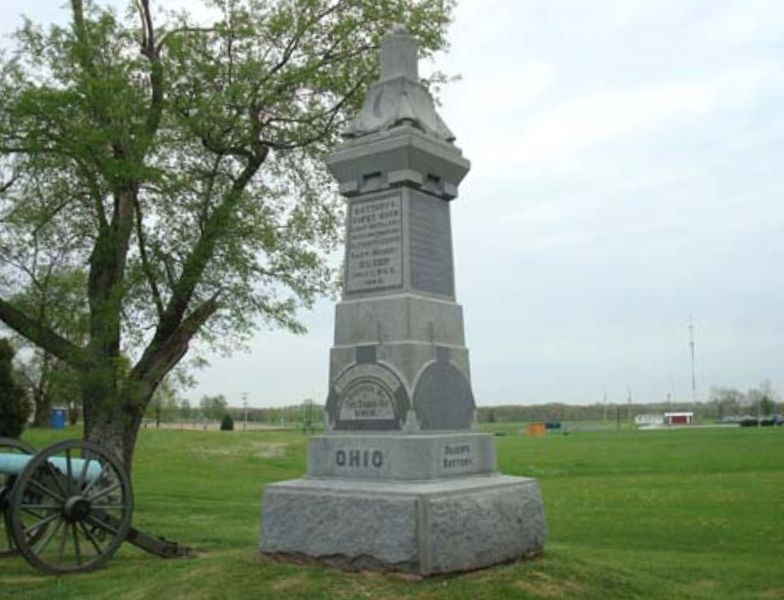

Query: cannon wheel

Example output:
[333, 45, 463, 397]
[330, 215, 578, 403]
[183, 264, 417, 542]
[8, 439, 133, 574]
[0, 437, 36, 558]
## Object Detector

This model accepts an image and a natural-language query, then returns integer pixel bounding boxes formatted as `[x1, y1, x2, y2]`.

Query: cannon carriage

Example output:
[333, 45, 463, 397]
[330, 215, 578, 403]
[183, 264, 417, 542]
[0, 438, 191, 574]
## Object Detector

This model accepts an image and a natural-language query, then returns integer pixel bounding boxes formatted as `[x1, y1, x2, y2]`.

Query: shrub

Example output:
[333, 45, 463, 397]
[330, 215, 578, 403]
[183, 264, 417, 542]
[0, 339, 31, 438]
[220, 413, 234, 431]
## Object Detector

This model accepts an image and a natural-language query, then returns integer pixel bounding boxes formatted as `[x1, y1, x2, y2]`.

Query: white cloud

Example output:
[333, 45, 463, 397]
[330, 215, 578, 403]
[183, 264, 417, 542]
[701, 0, 784, 47]
[506, 82, 714, 164]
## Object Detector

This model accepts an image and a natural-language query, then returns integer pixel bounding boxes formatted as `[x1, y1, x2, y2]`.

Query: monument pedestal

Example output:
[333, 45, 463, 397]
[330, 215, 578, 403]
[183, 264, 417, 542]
[261, 437, 546, 575]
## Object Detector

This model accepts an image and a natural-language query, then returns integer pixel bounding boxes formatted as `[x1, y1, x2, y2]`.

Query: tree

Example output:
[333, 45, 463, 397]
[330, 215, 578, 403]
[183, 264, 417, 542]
[0, 0, 454, 471]
[199, 394, 228, 421]
[17, 356, 84, 426]
[759, 394, 775, 417]
[220, 412, 234, 431]
[179, 398, 193, 420]
[144, 373, 182, 426]
[708, 386, 745, 420]
[9, 267, 88, 426]
[756, 380, 777, 418]
[0, 338, 31, 438]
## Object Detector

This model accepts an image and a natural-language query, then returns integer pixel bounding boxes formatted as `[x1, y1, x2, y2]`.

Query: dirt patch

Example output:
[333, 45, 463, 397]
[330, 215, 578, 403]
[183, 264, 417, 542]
[0, 575, 48, 586]
[513, 570, 588, 598]
[197, 442, 287, 459]
[271, 574, 310, 593]
[688, 579, 720, 591]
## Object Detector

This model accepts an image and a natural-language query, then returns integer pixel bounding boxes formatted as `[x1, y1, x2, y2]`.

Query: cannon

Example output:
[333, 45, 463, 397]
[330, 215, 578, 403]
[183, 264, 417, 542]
[0, 438, 191, 574]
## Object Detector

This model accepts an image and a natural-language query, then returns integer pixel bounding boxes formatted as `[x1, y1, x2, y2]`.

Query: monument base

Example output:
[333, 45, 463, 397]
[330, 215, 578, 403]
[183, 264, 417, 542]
[260, 474, 546, 575]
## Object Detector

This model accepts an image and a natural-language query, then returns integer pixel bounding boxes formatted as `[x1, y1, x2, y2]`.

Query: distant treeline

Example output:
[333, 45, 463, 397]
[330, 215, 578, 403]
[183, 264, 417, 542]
[477, 384, 781, 423]
[222, 400, 773, 426]
[173, 383, 780, 425]
[224, 404, 324, 424]
[477, 399, 779, 424]
[477, 402, 690, 423]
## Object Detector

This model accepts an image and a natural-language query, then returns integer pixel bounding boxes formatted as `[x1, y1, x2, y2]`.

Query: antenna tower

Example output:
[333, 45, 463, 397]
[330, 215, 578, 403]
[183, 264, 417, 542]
[688, 316, 696, 406]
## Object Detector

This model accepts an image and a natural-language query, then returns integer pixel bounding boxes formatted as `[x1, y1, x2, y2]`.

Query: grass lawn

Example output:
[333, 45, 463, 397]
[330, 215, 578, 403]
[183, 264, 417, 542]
[2, 424, 782, 599]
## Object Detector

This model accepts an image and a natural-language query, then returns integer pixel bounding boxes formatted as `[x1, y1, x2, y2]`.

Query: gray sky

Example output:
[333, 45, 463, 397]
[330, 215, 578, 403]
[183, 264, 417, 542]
[3, 1, 783, 407]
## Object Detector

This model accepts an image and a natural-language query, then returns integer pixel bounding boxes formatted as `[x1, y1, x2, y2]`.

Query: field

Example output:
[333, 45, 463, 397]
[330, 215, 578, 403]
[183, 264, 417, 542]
[2, 424, 783, 599]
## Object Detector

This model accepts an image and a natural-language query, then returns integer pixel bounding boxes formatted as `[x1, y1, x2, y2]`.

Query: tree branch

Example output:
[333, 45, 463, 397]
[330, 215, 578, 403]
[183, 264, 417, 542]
[154, 27, 216, 55]
[0, 296, 87, 369]
[132, 192, 164, 317]
[131, 293, 220, 387]
[259, 0, 350, 89]
[157, 156, 263, 334]
[263, 74, 370, 151]
[72, 157, 109, 229]
[0, 173, 18, 194]
[137, 0, 164, 147]
[200, 136, 253, 161]
[86, 185, 135, 361]
[70, 0, 87, 46]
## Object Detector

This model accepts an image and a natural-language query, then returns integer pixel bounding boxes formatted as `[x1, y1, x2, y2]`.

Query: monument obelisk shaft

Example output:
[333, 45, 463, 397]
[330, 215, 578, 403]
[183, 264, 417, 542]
[325, 26, 475, 432]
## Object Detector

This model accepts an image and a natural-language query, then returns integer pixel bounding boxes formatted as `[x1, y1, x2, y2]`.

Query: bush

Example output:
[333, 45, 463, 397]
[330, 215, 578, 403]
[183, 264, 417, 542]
[220, 413, 234, 431]
[0, 339, 31, 438]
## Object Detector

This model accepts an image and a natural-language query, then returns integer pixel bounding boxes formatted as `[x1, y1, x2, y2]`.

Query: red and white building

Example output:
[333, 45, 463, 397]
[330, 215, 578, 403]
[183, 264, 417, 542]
[664, 412, 694, 425]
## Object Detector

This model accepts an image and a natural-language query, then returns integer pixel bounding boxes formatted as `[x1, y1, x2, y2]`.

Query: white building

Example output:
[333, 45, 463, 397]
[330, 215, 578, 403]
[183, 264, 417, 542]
[634, 414, 664, 426]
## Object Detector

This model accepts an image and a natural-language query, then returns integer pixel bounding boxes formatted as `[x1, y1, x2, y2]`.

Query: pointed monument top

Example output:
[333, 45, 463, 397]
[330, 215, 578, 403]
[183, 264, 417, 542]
[380, 25, 419, 82]
[342, 27, 455, 142]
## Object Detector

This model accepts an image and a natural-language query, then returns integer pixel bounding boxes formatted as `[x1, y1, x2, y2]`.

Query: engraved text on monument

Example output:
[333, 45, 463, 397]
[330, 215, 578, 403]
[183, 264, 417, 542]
[346, 194, 403, 293]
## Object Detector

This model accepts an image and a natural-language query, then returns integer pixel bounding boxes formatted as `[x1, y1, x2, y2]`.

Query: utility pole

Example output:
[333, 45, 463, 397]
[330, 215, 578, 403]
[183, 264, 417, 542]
[688, 315, 697, 408]
[242, 393, 248, 432]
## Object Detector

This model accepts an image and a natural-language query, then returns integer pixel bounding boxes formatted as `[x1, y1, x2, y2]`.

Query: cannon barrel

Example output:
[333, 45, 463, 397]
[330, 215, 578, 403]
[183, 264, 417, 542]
[0, 453, 102, 481]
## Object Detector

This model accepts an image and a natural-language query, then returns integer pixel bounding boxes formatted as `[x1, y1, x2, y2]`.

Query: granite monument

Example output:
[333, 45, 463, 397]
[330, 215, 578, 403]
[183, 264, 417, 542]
[260, 26, 546, 574]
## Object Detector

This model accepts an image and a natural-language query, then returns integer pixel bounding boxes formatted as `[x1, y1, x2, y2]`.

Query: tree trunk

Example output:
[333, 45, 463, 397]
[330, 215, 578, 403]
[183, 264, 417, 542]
[32, 385, 51, 427]
[79, 288, 216, 472]
[31, 352, 52, 427]
[81, 365, 150, 475]
[84, 411, 143, 475]
[67, 404, 80, 425]
[83, 394, 147, 475]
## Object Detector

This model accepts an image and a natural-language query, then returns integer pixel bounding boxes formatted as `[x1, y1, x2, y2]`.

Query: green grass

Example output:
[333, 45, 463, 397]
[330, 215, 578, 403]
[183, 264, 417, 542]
[2, 425, 783, 599]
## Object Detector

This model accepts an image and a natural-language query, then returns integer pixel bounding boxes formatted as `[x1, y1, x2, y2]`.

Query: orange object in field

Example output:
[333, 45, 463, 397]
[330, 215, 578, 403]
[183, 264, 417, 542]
[526, 423, 546, 437]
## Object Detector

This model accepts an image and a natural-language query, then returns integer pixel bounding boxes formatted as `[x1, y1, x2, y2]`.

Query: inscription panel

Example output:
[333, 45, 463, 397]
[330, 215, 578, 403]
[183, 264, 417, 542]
[339, 381, 396, 421]
[327, 362, 409, 431]
[409, 192, 454, 297]
[441, 442, 475, 473]
[306, 434, 496, 480]
[335, 448, 385, 470]
[346, 194, 403, 294]
[334, 363, 401, 394]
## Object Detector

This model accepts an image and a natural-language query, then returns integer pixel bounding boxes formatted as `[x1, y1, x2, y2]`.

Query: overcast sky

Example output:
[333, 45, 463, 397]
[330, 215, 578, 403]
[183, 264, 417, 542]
[2, 1, 782, 407]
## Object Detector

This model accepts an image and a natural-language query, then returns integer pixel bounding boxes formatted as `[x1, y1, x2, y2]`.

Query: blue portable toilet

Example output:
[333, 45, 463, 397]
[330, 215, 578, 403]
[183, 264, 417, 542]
[50, 407, 66, 429]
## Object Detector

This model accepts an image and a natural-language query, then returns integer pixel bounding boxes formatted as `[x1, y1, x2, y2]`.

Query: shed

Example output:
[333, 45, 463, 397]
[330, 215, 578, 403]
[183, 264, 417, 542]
[664, 412, 694, 425]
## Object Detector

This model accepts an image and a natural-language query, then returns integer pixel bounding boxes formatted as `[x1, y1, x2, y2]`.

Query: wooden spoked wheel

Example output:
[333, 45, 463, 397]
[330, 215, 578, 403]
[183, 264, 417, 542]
[8, 440, 133, 574]
[0, 437, 36, 558]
